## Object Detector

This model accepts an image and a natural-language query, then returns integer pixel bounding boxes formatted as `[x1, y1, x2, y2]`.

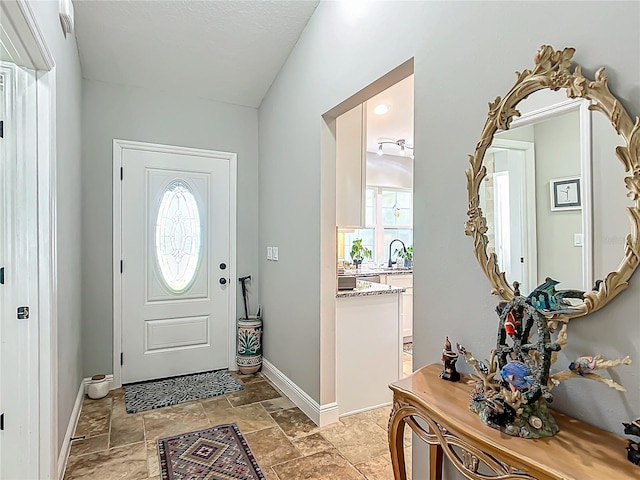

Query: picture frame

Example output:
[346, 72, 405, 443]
[550, 176, 581, 211]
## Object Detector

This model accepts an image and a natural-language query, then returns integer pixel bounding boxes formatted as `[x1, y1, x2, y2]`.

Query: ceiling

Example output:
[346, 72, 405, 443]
[72, 0, 320, 108]
[366, 75, 414, 156]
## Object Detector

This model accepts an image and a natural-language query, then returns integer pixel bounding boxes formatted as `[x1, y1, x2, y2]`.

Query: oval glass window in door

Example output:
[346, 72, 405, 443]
[155, 180, 202, 292]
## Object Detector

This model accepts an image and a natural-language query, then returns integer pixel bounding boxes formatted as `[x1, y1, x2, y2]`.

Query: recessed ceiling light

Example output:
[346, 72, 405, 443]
[374, 104, 389, 115]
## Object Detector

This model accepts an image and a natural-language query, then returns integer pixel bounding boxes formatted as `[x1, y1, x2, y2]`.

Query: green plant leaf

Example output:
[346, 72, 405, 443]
[350, 238, 372, 261]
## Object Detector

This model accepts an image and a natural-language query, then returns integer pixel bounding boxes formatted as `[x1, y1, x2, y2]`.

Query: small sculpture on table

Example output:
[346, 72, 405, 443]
[623, 419, 640, 466]
[457, 278, 631, 439]
[439, 336, 460, 382]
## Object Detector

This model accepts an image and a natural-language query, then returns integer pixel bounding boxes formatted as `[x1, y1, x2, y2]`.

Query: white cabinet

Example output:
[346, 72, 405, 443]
[336, 103, 366, 227]
[336, 292, 402, 416]
[382, 274, 413, 340]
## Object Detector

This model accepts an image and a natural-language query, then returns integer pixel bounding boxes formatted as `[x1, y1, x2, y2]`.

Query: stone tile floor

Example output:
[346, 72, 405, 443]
[64, 353, 414, 480]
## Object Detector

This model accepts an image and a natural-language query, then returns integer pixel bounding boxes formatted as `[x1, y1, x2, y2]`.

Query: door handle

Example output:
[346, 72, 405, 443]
[219, 278, 227, 285]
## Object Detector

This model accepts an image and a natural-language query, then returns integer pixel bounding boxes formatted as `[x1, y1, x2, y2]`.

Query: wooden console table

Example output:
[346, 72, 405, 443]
[388, 363, 637, 479]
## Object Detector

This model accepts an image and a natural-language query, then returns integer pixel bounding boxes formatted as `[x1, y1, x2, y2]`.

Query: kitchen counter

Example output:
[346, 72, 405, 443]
[336, 280, 403, 416]
[338, 267, 413, 277]
[336, 280, 406, 298]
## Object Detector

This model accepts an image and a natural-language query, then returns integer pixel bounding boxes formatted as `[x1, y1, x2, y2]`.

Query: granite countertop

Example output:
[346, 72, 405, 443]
[338, 267, 413, 277]
[336, 280, 406, 298]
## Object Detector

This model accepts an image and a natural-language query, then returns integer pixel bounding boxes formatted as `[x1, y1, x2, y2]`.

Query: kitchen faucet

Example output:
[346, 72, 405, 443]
[388, 239, 407, 268]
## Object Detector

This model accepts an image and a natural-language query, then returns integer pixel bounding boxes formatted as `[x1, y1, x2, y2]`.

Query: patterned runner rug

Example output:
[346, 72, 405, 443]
[124, 369, 244, 414]
[158, 424, 265, 480]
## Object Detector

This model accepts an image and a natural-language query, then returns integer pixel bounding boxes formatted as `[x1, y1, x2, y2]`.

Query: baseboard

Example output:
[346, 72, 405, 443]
[339, 401, 392, 418]
[57, 381, 84, 480]
[319, 401, 340, 426]
[82, 374, 115, 394]
[261, 359, 339, 427]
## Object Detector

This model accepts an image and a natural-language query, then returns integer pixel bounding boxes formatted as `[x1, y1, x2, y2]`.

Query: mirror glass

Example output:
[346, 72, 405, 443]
[479, 90, 586, 296]
[478, 89, 630, 298]
[466, 45, 640, 319]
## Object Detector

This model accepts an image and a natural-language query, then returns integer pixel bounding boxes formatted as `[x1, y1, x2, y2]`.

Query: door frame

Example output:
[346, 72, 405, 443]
[112, 139, 238, 388]
[487, 138, 537, 292]
[1, 1, 57, 478]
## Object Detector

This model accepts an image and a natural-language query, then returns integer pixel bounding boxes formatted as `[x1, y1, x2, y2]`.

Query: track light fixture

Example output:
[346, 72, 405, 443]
[376, 139, 414, 157]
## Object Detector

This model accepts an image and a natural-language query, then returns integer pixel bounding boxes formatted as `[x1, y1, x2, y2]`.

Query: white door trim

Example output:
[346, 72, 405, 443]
[489, 138, 537, 292]
[37, 67, 58, 480]
[1, 0, 55, 71]
[112, 139, 237, 388]
[1, 1, 56, 478]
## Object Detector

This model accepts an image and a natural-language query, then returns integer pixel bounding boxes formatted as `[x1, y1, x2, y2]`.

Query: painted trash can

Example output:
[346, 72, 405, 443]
[236, 315, 263, 374]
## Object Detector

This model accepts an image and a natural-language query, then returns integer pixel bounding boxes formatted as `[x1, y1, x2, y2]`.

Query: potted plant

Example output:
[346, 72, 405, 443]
[350, 238, 372, 269]
[395, 245, 413, 267]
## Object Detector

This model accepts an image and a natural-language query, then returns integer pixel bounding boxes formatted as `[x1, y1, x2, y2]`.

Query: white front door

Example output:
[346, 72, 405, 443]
[0, 62, 40, 479]
[119, 143, 234, 383]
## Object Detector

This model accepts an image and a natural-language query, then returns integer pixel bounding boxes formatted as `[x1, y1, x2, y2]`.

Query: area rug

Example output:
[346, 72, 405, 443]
[124, 369, 244, 414]
[158, 423, 265, 480]
[403, 342, 413, 355]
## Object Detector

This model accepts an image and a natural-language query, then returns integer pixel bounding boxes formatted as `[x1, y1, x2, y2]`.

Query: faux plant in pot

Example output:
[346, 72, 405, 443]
[395, 246, 413, 267]
[350, 239, 372, 269]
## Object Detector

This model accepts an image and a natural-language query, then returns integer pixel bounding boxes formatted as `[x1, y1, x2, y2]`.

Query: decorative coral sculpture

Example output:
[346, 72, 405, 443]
[458, 279, 631, 439]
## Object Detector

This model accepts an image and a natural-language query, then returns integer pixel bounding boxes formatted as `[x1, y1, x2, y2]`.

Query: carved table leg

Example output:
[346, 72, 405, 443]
[389, 402, 407, 480]
[428, 441, 443, 480]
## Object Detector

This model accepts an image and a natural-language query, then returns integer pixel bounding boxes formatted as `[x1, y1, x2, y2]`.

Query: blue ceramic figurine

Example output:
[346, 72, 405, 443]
[500, 361, 534, 392]
[526, 278, 584, 314]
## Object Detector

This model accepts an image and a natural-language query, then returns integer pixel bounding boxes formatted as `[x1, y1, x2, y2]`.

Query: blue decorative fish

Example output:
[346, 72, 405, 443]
[526, 278, 584, 314]
[500, 361, 534, 392]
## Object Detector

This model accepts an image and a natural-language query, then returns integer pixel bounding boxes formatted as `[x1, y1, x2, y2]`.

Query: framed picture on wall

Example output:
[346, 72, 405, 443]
[550, 176, 581, 211]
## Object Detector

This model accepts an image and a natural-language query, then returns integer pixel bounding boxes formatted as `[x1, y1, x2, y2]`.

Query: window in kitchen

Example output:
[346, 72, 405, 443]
[340, 187, 412, 265]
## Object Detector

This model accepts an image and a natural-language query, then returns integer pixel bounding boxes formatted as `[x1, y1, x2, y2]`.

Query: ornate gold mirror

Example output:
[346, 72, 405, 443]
[466, 45, 640, 320]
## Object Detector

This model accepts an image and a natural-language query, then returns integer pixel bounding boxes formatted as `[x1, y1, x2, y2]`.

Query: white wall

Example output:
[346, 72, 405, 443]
[534, 111, 582, 288]
[258, 1, 640, 477]
[81, 80, 259, 377]
[30, 0, 84, 453]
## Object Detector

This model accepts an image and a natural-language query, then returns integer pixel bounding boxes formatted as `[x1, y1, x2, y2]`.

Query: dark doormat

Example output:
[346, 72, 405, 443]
[158, 423, 265, 480]
[124, 369, 243, 414]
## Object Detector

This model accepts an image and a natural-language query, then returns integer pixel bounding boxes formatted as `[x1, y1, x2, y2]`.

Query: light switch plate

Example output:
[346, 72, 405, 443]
[267, 246, 273, 260]
[273, 247, 279, 261]
[573, 233, 583, 247]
